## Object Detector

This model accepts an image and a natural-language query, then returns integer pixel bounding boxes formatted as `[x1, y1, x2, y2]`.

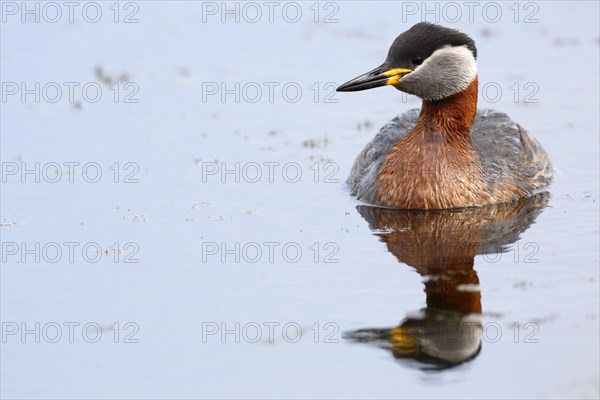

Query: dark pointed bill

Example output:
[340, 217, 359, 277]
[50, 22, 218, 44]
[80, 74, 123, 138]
[336, 65, 412, 92]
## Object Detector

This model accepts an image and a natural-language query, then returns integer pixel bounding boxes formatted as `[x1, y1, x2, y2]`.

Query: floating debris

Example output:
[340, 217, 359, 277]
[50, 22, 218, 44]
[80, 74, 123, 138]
[356, 120, 374, 131]
[302, 135, 329, 148]
[94, 65, 131, 85]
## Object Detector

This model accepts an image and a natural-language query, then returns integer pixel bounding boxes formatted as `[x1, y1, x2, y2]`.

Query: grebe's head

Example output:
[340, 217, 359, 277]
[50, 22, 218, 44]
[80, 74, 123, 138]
[337, 23, 478, 102]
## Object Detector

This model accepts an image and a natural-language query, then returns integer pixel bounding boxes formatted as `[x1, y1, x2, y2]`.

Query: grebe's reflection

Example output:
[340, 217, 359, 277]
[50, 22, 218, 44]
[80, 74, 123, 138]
[345, 193, 549, 369]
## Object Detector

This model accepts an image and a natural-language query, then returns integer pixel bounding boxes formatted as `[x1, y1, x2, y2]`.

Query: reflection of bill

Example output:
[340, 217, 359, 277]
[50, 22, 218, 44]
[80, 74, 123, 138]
[345, 193, 549, 369]
[389, 313, 482, 365]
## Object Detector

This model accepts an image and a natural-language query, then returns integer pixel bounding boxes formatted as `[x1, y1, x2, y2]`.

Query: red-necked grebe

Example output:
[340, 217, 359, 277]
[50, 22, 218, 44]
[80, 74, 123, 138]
[337, 22, 552, 209]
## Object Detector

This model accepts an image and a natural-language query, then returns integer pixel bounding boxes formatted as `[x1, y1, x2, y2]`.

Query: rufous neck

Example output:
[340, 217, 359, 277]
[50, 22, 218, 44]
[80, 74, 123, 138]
[417, 76, 478, 140]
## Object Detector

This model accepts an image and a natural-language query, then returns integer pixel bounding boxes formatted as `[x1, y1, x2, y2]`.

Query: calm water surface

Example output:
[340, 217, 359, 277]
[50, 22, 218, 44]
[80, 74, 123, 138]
[1, 1, 599, 398]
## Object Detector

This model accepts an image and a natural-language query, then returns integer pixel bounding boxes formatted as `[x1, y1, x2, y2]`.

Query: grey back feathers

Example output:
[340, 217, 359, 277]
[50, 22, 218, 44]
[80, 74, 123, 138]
[347, 109, 420, 200]
[347, 109, 553, 202]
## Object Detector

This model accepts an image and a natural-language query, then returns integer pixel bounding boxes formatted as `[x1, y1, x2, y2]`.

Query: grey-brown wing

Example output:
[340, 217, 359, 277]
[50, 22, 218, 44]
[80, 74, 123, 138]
[347, 109, 420, 198]
[472, 109, 553, 195]
[347, 108, 552, 199]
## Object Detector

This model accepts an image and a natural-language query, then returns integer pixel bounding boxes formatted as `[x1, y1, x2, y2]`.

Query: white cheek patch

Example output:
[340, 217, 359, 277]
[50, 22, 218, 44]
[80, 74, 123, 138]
[421, 45, 477, 81]
[401, 45, 478, 101]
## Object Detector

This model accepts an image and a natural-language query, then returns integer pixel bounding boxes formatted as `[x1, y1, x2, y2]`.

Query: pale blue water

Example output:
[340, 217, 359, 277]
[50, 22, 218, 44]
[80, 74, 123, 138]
[1, 1, 599, 398]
